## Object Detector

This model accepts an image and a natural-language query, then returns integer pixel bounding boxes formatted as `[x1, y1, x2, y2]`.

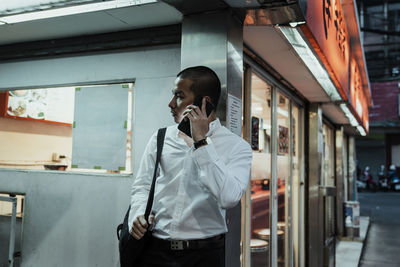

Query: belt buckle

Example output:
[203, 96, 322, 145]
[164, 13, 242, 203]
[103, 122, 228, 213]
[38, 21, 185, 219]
[171, 240, 184, 250]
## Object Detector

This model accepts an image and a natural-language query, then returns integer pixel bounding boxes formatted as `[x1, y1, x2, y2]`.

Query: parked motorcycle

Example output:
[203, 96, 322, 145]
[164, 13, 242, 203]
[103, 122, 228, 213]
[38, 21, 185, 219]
[388, 164, 400, 191]
[357, 166, 377, 192]
[378, 165, 390, 191]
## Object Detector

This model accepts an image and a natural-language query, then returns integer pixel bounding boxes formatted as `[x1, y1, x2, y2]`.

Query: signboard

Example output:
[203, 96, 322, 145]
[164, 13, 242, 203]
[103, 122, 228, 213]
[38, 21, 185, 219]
[5, 87, 75, 125]
[278, 125, 289, 154]
[304, 0, 350, 99]
[350, 57, 369, 131]
[227, 94, 242, 136]
[251, 116, 259, 150]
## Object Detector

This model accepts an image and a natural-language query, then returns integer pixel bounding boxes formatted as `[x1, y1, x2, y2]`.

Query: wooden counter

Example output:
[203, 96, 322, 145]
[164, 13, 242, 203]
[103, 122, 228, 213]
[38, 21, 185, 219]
[250, 185, 286, 236]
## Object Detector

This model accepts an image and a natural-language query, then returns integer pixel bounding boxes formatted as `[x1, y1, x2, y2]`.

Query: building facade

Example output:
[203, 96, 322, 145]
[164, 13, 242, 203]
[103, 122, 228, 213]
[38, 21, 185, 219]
[356, 81, 400, 179]
[0, 1, 370, 267]
[355, 0, 400, 179]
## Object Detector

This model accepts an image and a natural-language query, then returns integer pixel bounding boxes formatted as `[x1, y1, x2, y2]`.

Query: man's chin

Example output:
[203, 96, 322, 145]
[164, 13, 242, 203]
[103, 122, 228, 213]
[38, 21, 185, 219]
[173, 116, 180, 124]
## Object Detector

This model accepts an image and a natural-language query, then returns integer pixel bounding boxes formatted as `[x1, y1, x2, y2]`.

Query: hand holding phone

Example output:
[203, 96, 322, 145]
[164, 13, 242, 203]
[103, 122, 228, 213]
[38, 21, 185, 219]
[178, 96, 214, 138]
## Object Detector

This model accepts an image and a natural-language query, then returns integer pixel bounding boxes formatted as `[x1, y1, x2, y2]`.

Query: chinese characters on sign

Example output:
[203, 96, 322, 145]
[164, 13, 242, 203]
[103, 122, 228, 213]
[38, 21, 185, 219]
[323, 0, 348, 60]
[350, 57, 369, 131]
[305, 0, 350, 97]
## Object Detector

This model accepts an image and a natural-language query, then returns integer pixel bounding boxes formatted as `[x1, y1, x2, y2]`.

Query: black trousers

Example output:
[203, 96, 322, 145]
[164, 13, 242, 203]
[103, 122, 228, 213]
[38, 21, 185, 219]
[137, 236, 225, 267]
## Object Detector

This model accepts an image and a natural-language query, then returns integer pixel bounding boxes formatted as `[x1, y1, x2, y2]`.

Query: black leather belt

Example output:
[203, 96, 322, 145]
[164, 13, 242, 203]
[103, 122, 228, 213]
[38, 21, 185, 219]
[150, 234, 225, 251]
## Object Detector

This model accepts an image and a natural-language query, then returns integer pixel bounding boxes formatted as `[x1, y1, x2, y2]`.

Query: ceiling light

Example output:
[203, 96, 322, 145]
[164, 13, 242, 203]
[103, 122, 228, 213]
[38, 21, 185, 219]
[357, 125, 366, 136]
[0, 0, 99, 16]
[278, 26, 342, 102]
[340, 103, 359, 127]
[0, 0, 156, 24]
[288, 21, 305, 28]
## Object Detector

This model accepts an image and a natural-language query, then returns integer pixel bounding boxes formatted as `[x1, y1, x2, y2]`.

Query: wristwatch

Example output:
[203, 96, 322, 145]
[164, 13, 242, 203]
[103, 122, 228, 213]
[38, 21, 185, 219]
[194, 138, 208, 149]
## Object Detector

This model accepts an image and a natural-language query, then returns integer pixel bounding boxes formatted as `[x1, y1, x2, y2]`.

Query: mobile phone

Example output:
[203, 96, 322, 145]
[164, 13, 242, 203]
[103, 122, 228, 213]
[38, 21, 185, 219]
[177, 96, 215, 137]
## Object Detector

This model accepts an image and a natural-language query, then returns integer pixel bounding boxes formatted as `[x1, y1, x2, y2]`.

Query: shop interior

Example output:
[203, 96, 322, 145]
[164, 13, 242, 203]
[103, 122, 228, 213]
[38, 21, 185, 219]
[0, 84, 133, 173]
[0, 84, 133, 220]
[248, 72, 303, 267]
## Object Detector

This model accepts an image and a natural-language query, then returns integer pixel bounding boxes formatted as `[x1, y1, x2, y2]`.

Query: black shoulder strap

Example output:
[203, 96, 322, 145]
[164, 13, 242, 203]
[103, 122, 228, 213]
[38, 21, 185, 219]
[144, 127, 166, 221]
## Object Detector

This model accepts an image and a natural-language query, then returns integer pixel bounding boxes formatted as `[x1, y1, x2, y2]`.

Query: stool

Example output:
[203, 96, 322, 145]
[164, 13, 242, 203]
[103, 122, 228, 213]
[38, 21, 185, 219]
[277, 222, 286, 261]
[277, 221, 286, 231]
[250, 239, 269, 266]
[254, 228, 285, 263]
[254, 228, 284, 240]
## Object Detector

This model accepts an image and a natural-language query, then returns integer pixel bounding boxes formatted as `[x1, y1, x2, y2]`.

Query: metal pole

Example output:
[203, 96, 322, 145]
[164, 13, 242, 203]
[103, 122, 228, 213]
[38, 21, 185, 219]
[288, 101, 294, 267]
[241, 65, 252, 267]
[359, 0, 364, 42]
[9, 197, 17, 267]
[383, 0, 389, 77]
[0, 196, 18, 267]
[270, 85, 278, 267]
[307, 104, 323, 267]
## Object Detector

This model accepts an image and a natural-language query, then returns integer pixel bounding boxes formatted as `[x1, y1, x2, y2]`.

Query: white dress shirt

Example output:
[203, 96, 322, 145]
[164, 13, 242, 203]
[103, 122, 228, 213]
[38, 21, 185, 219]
[129, 119, 252, 240]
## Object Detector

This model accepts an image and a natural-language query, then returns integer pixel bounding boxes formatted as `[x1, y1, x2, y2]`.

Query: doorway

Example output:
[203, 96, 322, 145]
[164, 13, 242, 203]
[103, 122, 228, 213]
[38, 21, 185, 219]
[241, 64, 305, 267]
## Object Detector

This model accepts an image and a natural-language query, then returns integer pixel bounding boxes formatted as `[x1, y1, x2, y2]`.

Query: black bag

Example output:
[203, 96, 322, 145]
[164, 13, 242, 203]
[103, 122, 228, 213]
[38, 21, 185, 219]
[117, 128, 166, 267]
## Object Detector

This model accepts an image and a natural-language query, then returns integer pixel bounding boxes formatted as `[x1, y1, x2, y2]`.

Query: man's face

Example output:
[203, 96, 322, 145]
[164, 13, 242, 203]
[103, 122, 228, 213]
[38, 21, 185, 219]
[168, 77, 195, 123]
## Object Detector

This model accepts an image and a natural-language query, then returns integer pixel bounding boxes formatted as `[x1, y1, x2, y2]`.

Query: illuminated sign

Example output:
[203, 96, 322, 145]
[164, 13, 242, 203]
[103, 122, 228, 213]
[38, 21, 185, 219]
[350, 57, 369, 132]
[304, 0, 350, 99]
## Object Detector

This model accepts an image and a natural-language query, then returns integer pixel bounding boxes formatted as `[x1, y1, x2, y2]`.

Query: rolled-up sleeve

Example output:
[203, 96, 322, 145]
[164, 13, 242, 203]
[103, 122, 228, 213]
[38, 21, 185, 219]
[128, 132, 157, 230]
[192, 140, 252, 209]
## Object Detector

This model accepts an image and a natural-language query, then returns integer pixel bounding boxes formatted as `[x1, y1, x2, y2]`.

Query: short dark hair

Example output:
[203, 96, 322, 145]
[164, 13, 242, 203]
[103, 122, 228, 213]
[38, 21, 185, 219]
[177, 66, 221, 110]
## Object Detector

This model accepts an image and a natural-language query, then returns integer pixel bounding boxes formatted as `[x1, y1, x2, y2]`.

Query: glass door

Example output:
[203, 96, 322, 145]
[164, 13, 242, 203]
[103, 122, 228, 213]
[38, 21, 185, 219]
[322, 123, 336, 267]
[241, 66, 305, 267]
[276, 92, 290, 267]
[291, 104, 305, 267]
[249, 72, 272, 267]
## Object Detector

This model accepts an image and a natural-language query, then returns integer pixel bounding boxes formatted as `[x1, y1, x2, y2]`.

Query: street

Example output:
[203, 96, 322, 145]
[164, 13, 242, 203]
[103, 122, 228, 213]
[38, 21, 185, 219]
[358, 192, 400, 266]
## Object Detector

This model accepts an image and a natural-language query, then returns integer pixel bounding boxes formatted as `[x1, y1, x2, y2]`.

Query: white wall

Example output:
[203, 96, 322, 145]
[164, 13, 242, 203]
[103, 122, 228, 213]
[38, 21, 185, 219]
[0, 44, 180, 266]
[0, 117, 72, 167]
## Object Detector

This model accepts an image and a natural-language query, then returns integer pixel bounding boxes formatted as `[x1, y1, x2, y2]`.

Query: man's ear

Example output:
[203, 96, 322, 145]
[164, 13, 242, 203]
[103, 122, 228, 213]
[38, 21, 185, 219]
[204, 96, 212, 103]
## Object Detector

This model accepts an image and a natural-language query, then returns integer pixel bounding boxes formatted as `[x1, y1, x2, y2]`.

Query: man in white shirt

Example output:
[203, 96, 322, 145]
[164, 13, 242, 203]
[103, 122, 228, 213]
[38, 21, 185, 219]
[129, 66, 252, 266]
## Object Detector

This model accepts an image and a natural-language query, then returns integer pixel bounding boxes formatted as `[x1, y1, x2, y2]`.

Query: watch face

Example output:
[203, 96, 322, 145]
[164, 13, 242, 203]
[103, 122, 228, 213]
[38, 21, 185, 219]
[194, 139, 207, 149]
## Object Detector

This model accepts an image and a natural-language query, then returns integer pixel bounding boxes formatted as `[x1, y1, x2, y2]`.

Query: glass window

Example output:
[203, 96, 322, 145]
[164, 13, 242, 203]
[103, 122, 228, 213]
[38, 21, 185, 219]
[292, 104, 304, 267]
[322, 123, 335, 244]
[276, 92, 290, 267]
[243, 70, 305, 267]
[0, 83, 132, 173]
[250, 73, 272, 267]
[322, 123, 335, 186]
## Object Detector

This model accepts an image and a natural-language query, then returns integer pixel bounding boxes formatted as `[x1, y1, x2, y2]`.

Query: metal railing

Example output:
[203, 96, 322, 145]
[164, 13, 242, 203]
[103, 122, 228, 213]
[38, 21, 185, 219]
[0, 195, 18, 267]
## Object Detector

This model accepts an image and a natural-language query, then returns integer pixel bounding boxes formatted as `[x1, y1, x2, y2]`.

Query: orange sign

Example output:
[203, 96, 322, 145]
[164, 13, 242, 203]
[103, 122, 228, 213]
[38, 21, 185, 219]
[305, 0, 350, 99]
[350, 57, 369, 132]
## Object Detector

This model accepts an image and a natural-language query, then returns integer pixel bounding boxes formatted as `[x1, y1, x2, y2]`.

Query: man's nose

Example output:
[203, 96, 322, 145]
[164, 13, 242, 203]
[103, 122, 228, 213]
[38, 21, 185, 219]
[168, 97, 176, 108]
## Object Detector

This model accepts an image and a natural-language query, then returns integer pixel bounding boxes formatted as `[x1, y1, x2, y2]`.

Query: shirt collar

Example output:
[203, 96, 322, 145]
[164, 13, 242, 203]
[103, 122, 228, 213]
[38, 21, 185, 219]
[206, 118, 221, 137]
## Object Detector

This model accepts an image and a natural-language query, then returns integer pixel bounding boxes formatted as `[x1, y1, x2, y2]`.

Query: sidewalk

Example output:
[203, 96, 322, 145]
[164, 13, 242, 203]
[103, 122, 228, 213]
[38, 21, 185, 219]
[335, 216, 370, 267]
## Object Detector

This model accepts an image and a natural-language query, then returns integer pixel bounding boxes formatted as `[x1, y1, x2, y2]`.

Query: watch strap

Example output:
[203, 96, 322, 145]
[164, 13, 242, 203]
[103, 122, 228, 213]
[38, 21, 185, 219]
[194, 138, 207, 149]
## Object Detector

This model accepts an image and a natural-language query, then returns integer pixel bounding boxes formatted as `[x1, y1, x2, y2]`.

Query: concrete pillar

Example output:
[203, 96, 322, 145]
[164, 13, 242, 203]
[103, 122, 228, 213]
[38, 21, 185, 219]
[180, 10, 243, 267]
[343, 135, 348, 202]
[348, 136, 357, 201]
[307, 104, 324, 267]
[181, 10, 243, 128]
[335, 127, 345, 237]
[241, 66, 252, 267]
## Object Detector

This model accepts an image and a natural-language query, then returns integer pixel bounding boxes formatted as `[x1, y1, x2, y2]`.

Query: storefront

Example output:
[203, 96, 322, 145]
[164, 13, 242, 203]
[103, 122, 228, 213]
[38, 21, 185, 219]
[239, 62, 305, 267]
[0, 1, 370, 267]
[239, 0, 371, 265]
